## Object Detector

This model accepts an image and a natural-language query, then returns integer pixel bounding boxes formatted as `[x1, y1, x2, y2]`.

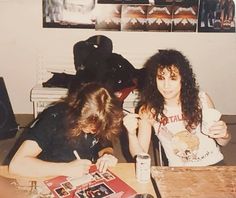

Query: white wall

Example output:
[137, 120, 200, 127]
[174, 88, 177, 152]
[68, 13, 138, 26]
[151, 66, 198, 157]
[0, 0, 236, 115]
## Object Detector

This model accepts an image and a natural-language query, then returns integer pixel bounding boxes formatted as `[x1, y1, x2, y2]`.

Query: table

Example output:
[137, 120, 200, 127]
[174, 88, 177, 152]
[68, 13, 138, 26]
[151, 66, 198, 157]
[151, 166, 236, 198]
[110, 163, 156, 195]
[0, 163, 156, 197]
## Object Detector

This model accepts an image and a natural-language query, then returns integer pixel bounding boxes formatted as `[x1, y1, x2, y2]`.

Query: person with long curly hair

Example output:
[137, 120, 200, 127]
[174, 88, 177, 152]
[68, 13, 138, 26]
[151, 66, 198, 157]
[123, 49, 231, 166]
[9, 82, 123, 177]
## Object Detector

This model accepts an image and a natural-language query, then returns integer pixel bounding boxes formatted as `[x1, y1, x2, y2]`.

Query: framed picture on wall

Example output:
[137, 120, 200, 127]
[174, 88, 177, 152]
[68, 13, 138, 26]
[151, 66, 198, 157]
[43, 0, 96, 28]
[198, 0, 236, 32]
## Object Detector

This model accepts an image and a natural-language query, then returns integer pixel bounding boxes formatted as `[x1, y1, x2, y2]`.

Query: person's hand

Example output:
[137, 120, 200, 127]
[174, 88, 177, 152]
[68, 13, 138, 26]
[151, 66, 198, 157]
[96, 154, 118, 173]
[208, 120, 229, 139]
[63, 159, 92, 177]
[123, 113, 139, 135]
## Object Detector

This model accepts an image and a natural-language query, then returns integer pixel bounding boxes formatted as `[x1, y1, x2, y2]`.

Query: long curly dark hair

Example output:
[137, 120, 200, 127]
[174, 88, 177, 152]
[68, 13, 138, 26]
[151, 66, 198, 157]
[139, 49, 202, 131]
[64, 82, 123, 141]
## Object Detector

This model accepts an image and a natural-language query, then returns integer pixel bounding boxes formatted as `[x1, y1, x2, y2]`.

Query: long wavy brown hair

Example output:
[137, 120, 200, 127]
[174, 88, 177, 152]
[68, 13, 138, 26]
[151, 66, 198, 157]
[139, 49, 202, 131]
[64, 82, 123, 141]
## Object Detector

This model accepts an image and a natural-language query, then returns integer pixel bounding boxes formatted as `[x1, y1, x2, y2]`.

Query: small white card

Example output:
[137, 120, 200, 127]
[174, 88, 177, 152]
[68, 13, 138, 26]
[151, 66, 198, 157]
[202, 108, 221, 135]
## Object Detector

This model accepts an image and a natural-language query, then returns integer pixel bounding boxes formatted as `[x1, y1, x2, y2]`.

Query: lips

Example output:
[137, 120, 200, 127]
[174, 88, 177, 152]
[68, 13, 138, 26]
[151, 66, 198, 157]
[163, 90, 172, 95]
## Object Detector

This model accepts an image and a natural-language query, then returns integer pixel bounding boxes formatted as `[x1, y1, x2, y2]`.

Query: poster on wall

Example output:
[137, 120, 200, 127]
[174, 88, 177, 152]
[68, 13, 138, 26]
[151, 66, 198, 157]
[97, 0, 122, 3]
[95, 4, 122, 31]
[198, 0, 236, 32]
[172, 0, 199, 32]
[43, 0, 96, 28]
[146, 0, 199, 32]
[146, 5, 172, 31]
[97, 0, 150, 3]
[42, 0, 235, 33]
[121, 4, 148, 31]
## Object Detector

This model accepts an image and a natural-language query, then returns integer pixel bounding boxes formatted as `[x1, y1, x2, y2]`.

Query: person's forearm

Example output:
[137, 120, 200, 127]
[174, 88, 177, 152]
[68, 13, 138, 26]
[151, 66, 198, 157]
[98, 147, 113, 157]
[9, 156, 67, 178]
[216, 131, 231, 146]
[128, 133, 146, 157]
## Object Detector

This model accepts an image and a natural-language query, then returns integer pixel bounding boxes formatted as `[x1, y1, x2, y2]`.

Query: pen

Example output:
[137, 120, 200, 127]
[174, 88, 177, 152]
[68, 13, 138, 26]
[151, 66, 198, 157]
[123, 108, 141, 120]
[123, 108, 131, 114]
[73, 150, 80, 160]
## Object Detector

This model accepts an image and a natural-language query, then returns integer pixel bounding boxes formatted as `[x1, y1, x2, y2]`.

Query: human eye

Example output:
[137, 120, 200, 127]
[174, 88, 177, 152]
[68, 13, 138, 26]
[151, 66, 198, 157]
[157, 75, 164, 80]
[170, 74, 178, 80]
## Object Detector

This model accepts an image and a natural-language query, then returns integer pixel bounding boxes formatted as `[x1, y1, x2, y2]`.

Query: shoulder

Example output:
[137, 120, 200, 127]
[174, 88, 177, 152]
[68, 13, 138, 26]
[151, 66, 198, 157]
[38, 102, 67, 119]
[30, 102, 68, 129]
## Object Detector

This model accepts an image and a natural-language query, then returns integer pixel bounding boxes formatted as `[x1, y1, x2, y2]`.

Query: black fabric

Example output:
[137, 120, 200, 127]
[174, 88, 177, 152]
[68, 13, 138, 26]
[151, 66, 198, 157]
[0, 77, 18, 140]
[102, 53, 136, 91]
[42, 72, 75, 88]
[24, 103, 112, 163]
[42, 35, 146, 101]
[73, 35, 113, 72]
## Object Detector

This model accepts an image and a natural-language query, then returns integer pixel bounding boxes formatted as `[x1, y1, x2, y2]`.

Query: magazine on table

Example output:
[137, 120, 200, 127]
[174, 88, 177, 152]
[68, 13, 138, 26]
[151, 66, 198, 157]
[44, 165, 137, 198]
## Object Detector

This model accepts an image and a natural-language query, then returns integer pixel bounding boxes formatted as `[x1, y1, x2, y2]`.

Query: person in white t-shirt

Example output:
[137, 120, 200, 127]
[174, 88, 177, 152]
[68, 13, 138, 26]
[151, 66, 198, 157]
[123, 49, 231, 166]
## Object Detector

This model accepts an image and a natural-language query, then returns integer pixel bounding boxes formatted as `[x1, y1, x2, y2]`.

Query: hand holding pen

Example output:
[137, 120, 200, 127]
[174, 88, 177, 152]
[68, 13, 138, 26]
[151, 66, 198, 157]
[123, 109, 140, 136]
[60, 150, 92, 177]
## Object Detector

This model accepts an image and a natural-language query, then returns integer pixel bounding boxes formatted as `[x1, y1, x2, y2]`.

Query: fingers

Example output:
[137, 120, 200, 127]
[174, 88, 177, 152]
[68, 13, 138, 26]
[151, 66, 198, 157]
[80, 159, 92, 174]
[96, 159, 109, 173]
[123, 113, 140, 133]
[96, 154, 118, 173]
[208, 120, 228, 138]
[81, 159, 92, 166]
[65, 159, 92, 177]
[123, 113, 140, 120]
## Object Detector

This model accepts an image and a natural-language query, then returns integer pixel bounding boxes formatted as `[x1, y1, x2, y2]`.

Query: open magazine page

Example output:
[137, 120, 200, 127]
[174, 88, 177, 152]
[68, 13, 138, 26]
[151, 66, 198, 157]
[44, 165, 137, 198]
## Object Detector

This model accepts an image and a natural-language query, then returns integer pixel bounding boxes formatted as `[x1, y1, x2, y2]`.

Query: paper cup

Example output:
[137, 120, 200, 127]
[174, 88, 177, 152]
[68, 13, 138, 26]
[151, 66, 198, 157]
[202, 108, 221, 135]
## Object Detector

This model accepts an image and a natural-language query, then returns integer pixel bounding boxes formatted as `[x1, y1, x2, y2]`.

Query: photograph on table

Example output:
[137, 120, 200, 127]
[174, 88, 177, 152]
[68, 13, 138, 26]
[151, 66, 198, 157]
[61, 181, 75, 191]
[43, 0, 96, 28]
[146, 5, 173, 31]
[198, 0, 235, 32]
[75, 183, 114, 198]
[121, 4, 148, 31]
[54, 186, 70, 197]
[171, 0, 199, 32]
[95, 4, 122, 31]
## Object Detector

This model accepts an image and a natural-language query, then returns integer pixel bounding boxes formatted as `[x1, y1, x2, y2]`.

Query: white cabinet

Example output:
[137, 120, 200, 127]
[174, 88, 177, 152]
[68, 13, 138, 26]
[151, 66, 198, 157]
[31, 84, 139, 118]
[30, 85, 68, 118]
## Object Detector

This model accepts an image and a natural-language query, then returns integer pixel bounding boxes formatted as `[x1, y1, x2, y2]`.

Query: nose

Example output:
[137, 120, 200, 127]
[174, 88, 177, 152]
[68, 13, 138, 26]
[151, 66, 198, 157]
[90, 126, 97, 133]
[163, 79, 170, 88]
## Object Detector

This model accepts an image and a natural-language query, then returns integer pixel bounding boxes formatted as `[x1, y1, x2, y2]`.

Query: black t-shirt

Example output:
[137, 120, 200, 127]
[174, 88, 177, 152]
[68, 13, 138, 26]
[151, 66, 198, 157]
[25, 103, 112, 163]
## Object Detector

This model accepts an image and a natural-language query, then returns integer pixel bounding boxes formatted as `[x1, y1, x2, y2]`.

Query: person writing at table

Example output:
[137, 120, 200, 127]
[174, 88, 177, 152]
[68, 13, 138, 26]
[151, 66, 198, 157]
[9, 82, 123, 177]
[123, 49, 231, 166]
